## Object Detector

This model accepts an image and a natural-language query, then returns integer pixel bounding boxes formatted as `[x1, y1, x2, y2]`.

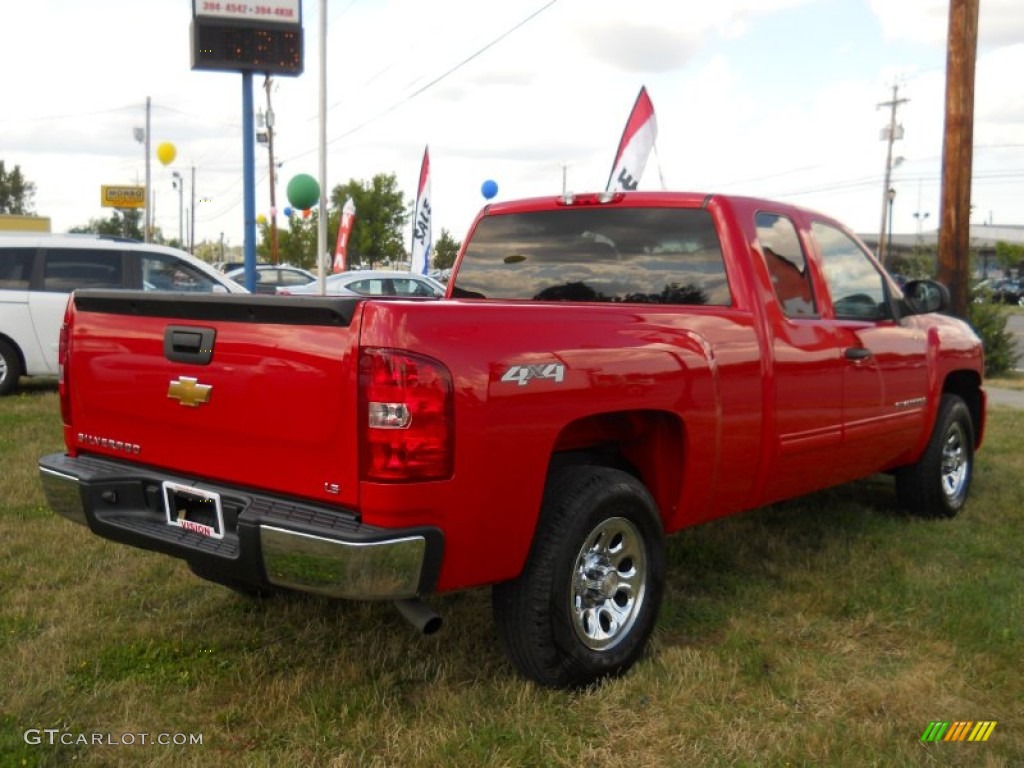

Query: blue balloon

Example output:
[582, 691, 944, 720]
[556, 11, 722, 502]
[283, 206, 293, 217]
[481, 179, 498, 200]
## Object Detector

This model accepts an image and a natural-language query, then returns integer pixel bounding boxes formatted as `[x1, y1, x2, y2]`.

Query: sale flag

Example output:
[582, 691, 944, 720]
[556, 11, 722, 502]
[333, 198, 355, 273]
[410, 146, 432, 275]
[605, 86, 658, 193]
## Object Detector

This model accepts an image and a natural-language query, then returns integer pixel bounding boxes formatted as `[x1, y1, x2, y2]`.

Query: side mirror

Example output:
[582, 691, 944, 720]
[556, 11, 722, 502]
[903, 279, 950, 315]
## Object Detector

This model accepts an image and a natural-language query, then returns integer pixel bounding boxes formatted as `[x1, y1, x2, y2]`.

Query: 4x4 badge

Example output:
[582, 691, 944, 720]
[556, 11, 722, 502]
[168, 376, 212, 407]
[501, 363, 566, 387]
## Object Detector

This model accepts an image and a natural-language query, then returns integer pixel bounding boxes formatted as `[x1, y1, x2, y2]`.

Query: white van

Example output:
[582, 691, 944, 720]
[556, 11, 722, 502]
[0, 233, 247, 395]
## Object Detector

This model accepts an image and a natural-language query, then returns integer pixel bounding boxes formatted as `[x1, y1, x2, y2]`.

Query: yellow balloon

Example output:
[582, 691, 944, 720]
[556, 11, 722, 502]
[257, 214, 267, 225]
[156, 142, 177, 166]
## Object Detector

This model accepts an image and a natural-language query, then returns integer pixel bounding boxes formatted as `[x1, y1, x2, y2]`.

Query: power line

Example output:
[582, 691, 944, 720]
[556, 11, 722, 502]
[281, 0, 561, 165]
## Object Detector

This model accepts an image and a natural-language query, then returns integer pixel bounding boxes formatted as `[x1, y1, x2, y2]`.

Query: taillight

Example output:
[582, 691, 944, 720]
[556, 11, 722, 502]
[359, 348, 453, 481]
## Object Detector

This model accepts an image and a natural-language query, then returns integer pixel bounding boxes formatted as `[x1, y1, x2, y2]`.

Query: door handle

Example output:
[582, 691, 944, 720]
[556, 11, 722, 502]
[844, 347, 872, 361]
[165, 326, 216, 365]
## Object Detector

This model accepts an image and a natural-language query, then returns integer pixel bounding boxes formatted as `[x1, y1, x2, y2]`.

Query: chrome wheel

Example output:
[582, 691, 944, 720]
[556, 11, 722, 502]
[940, 421, 969, 502]
[570, 516, 647, 651]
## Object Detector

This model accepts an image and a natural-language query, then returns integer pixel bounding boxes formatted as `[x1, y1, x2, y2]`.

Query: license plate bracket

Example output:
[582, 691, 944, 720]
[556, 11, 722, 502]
[163, 482, 225, 540]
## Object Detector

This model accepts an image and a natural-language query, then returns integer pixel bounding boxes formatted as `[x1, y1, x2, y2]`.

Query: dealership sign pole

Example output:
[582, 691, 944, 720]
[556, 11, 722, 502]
[190, 0, 303, 292]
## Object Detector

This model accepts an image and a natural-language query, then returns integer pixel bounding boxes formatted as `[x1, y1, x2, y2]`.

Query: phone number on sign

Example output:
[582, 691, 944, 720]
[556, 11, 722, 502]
[201, 2, 296, 18]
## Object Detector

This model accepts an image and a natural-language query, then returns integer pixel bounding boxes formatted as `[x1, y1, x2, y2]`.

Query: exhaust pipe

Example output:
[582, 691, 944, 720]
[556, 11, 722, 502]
[394, 598, 443, 635]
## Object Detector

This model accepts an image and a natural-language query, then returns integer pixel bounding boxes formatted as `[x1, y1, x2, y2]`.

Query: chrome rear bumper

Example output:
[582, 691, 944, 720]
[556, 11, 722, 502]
[38, 453, 442, 601]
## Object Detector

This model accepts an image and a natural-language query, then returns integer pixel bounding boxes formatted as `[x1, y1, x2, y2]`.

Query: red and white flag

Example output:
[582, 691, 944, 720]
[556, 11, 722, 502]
[410, 146, 432, 275]
[333, 198, 355, 274]
[605, 86, 658, 193]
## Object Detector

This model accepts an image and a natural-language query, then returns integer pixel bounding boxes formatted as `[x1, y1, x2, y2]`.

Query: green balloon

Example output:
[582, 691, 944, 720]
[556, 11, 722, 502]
[287, 174, 320, 210]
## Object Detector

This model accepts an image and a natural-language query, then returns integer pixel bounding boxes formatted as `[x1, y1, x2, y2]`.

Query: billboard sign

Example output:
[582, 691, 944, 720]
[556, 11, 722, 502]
[101, 186, 146, 209]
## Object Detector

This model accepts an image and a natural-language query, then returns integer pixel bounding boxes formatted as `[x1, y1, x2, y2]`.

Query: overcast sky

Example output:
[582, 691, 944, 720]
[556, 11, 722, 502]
[3, 0, 1023, 254]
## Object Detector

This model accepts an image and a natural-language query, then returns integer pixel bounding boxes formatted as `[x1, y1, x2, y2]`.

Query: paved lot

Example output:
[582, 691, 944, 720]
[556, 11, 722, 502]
[987, 386, 1024, 410]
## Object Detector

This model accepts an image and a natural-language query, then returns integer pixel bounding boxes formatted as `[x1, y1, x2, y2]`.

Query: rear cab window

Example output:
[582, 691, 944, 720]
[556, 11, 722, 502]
[755, 212, 817, 318]
[452, 206, 732, 306]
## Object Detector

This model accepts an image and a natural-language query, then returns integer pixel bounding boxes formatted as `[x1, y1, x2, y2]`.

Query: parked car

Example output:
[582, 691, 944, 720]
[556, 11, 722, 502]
[0, 233, 246, 395]
[990, 278, 1024, 306]
[225, 264, 316, 294]
[278, 270, 446, 298]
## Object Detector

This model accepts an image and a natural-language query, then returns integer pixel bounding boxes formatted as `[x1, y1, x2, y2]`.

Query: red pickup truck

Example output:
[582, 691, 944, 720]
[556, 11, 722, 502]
[38, 191, 985, 688]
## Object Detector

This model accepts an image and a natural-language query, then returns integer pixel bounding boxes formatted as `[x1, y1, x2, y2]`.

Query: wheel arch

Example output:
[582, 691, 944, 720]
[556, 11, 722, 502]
[546, 409, 685, 528]
[943, 369, 984, 448]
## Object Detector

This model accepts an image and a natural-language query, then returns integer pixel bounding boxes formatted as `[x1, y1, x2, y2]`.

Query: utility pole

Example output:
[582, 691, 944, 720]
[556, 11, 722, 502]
[264, 76, 280, 264]
[877, 84, 908, 267]
[172, 171, 184, 246]
[938, 0, 979, 319]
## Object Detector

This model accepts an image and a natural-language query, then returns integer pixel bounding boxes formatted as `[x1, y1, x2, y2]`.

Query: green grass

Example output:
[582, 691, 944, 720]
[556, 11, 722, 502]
[2, 384, 1022, 767]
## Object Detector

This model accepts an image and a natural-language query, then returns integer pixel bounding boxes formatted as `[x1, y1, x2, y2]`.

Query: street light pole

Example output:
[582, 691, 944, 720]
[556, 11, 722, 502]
[144, 97, 152, 242]
[189, 165, 196, 255]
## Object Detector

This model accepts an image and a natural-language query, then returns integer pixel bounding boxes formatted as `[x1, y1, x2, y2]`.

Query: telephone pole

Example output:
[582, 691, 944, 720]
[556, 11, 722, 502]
[877, 84, 908, 267]
[264, 76, 280, 264]
[938, 0, 979, 318]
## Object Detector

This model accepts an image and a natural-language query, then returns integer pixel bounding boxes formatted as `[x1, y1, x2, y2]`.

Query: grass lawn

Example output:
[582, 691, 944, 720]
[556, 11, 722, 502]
[2, 383, 1021, 767]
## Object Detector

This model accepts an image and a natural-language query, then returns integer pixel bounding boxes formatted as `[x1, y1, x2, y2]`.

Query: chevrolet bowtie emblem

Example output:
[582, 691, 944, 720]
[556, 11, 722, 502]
[167, 376, 212, 407]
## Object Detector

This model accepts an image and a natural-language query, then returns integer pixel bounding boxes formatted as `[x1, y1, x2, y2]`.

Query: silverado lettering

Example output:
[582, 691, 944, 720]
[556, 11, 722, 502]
[39, 191, 985, 689]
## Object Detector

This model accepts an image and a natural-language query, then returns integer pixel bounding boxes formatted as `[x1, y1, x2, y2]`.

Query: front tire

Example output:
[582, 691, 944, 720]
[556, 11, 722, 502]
[493, 466, 665, 688]
[895, 394, 975, 518]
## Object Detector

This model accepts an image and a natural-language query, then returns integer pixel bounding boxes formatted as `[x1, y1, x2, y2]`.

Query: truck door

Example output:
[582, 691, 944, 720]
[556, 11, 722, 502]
[755, 212, 849, 502]
[810, 221, 929, 476]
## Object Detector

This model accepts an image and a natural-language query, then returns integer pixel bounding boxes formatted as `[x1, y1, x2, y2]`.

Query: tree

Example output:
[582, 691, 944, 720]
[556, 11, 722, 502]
[0, 160, 37, 214]
[994, 241, 1024, 276]
[69, 209, 145, 241]
[433, 228, 461, 271]
[331, 173, 408, 269]
[273, 211, 320, 270]
[256, 172, 409, 271]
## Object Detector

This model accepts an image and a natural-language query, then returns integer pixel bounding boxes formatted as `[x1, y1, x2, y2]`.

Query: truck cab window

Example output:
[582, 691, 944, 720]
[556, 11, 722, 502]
[812, 222, 888, 321]
[454, 207, 732, 306]
[755, 212, 816, 318]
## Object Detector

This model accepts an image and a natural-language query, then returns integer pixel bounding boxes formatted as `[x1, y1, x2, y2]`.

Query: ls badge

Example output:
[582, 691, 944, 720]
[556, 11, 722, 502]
[168, 376, 212, 407]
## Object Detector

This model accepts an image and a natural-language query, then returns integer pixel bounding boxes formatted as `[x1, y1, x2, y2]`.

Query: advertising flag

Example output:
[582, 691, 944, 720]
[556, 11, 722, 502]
[333, 198, 355, 274]
[605, 86, 658, 193]
[410, 146, 432, 275]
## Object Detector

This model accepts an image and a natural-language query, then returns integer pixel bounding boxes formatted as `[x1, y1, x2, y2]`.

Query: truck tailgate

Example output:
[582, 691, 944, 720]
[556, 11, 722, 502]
[64, 291, 362, 509]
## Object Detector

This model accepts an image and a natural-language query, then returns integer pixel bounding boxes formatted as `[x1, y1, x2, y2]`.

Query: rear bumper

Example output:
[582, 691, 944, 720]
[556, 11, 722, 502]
[38, 453, 443, 600]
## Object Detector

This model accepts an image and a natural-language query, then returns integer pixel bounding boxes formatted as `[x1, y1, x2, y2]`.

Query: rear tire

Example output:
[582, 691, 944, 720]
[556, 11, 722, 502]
[493, 466, 665, 688]
[0, 339, 23, 396]
[895, 394, 974, 518]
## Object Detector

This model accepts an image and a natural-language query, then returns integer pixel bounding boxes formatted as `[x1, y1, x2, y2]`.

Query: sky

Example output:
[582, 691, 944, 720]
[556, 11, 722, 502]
[3, 0, 1023, 255]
